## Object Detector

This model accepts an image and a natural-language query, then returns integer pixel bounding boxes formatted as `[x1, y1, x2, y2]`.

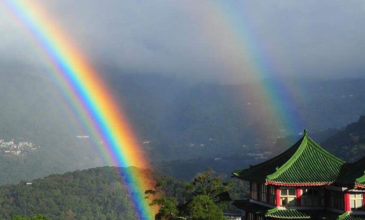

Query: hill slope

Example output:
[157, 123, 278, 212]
[0, 72, 101, 184]
[0, 166, 185, 220]
[322, 116, 365, 162]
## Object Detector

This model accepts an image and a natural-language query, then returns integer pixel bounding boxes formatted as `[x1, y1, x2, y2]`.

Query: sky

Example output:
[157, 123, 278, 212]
[1, 0, 365, 82]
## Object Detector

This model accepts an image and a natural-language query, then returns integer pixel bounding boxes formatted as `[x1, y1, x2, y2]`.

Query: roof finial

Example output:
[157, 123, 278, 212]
[304, 129, 308, 136]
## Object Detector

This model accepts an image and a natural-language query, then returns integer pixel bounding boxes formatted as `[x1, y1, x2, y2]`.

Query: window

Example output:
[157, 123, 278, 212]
[252, 182, 258, 200]
[302, 188, 324, 207]
[350, 194, 364, 211]
[281, 188, 296, 207]
[261, 184, 267, 202]
[257, 216, 264, 220]
[269, 186, 276, 205]
[329, 191, 344, 210]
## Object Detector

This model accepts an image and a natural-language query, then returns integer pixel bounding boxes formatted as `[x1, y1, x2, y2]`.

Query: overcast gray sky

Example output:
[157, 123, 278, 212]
[1, 0, 365, 82]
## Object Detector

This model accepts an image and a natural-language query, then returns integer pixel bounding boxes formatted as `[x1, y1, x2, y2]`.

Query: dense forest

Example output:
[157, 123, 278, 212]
[0, 167, 158, 219]
[0, 166, 247, 220]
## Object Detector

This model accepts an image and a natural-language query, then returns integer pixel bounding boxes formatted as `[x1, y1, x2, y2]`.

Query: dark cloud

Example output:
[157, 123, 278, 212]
[0, 0, 365, 81]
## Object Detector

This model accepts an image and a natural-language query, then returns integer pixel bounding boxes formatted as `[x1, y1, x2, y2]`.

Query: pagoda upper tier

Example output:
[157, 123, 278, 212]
[233, 130, 346, 186]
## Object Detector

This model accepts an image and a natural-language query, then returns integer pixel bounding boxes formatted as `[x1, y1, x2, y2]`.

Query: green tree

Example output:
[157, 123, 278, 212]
[186, 195, 225, 220]
[186, 168, 231, 209]
[146, 168, 231, 219]
[145, 181, 180, 220]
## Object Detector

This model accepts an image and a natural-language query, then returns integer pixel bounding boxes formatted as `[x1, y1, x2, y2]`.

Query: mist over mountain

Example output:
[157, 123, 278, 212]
[0, 72, 102, 184]
[0, 71, 365, 183]
[322, 116, 365, 162]
[106, 73, 365, 159]
[155, 117, 365, 180]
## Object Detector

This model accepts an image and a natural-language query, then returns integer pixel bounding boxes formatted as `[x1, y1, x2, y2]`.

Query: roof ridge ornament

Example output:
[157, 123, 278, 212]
[303, 129, 308, 136]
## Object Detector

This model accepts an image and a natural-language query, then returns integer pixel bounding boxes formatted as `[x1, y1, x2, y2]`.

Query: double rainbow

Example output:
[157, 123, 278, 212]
[2, 0, 155, 219]
[1, 0, 305, 218]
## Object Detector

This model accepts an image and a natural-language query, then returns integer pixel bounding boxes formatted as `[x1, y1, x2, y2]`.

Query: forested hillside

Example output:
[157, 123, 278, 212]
[0, 166, 248, 220]
[0, 167, 186, 220]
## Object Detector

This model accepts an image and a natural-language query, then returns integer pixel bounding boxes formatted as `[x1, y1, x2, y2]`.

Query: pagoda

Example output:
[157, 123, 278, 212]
[232, 130, 365, 220]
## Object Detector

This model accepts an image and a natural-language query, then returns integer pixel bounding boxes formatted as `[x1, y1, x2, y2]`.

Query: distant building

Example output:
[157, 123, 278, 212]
[232, 130, 365, 220]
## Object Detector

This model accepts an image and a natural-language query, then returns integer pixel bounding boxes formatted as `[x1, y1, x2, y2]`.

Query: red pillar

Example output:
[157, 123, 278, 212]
[296, 188, 302, 207]
[363, 193, 365, 209]
[276, 187, 281, 207]
[344, 192, 351, 212]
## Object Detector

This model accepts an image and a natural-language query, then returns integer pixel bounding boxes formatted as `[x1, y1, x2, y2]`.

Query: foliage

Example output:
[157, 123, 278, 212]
[12, 215, 50, 220]
[188, 168, 232, 198]
[147, 169, 232, 219]
[0, 167, 164, 220]
[185, 168, 231, 210]
[152, 197, 180, 220]
[145, 181, 180, 220]
[186, 195, 225, 220]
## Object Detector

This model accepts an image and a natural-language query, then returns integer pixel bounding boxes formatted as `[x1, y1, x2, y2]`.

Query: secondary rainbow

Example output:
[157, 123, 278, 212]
[1, 0, 155, 219]
[221, 0, 304, 133]
[216, 0, 303, 133]
[196, 0, 304, 134]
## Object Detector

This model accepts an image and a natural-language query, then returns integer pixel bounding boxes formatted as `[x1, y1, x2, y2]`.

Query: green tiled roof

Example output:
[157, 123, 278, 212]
[233, 131, 345, 185]
[265, 208, 311, 219]
[232, 201, 312, 219]
[338, 212, 365, 220]
[233, 201, 363, 220]
[233, 200, 365, 220]
[336, 157, 365, 187]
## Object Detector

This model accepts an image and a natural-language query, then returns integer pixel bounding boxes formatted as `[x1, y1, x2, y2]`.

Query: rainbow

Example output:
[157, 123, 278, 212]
[213, 0, 304, 134]
[0, 0, 306, 218]
[193, 0, 304, 135]
[1, 0, 155, 219]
